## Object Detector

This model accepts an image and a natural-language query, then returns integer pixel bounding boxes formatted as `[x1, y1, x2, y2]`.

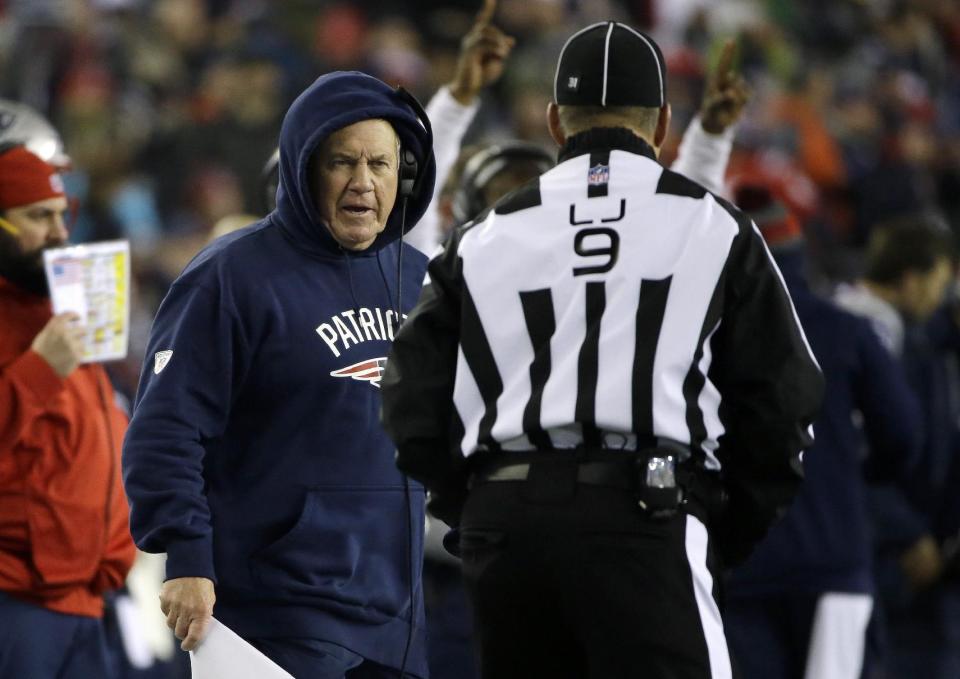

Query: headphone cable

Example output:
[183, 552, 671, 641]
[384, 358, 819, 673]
[397, 195, 414, 679]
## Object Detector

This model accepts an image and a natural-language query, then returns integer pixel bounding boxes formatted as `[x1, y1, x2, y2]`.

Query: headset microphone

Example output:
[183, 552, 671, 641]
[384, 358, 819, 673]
[0, 216, 20, 236]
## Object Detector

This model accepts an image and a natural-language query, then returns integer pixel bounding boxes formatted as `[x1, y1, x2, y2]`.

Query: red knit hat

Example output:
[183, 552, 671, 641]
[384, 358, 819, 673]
[0, 146, 66, 211]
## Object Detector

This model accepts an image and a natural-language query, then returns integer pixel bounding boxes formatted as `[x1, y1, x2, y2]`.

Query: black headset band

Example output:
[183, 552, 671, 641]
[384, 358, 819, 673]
[392, 86, 433, 200]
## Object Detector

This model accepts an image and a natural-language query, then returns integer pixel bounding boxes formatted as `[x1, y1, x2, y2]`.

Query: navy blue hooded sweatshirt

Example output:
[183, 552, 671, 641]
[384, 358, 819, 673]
[728, 249, 923, 596]
[122, 72, 436, 675]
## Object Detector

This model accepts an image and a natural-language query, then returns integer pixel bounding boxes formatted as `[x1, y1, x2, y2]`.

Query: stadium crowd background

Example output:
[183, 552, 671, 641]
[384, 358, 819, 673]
[4, 0, 959, 401]
[3, 0, 960, 676]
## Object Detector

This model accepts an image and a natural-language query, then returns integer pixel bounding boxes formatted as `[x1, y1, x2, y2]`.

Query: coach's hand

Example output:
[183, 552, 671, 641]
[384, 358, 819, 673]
[160, 576, 216, 651]
[699, 39, 750, 135]
[32, 312, 85, 378]
[448, 0, 516, 105]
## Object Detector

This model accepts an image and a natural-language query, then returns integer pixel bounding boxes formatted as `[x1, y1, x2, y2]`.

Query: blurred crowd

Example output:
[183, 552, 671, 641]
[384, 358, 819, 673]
[4, 0, 960, 676]
[2, 0, 958, 396]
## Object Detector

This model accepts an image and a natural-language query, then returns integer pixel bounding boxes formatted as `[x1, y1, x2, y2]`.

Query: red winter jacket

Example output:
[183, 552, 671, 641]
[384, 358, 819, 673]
[0, 277, 135, 617]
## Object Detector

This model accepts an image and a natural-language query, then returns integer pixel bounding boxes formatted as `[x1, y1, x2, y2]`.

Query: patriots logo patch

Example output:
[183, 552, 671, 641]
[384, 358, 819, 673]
[588, 163, 609, 186]
[330, 357, 388, 389]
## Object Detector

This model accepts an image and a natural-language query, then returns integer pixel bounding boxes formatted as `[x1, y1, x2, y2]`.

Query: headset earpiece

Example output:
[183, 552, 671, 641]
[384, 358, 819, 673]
[392, 86, 432, 201]
[399, 147, 418, 199]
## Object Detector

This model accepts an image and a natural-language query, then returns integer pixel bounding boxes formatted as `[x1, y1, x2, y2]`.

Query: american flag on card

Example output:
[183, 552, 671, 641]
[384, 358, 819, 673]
[51, 259, 83, 285]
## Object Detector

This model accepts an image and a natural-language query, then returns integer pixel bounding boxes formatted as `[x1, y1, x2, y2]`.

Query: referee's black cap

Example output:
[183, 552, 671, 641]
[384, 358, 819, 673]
[554, 21, 667, 108]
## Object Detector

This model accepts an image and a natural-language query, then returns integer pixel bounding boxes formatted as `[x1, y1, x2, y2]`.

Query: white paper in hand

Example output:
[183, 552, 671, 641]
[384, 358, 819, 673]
[189, 618, 294, 679]
[42, 239, 130, 363]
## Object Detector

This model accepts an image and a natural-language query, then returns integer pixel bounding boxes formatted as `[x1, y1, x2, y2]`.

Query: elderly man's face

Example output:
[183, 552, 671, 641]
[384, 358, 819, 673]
[312, 119, 399, 251]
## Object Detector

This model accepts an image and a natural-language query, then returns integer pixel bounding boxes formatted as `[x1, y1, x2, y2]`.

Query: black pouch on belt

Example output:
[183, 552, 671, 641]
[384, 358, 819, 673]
[634, 453, 684, 518]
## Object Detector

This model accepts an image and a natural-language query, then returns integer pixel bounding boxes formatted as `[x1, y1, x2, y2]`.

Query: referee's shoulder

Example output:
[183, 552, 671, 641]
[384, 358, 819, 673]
[708, 191, 756, 237]
[654, 165, 708, 201]
[656, 164, 753, 236]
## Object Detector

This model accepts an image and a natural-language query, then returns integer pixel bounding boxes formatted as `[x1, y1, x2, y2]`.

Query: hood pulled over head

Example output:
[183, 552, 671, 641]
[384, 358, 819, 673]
[274, 71, 436, 255]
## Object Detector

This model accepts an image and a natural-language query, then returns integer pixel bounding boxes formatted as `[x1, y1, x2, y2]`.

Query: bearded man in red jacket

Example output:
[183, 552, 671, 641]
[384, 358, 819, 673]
[0, 144, 135, 677]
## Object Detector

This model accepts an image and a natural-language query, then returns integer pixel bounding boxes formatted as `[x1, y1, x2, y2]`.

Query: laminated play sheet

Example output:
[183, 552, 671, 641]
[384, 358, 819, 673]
[43, 240, 130, 363]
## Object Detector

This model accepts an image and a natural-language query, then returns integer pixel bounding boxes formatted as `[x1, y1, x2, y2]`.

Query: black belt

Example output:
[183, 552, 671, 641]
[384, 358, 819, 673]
[469, 445, 690, 487]
[467, 446, 715, 519]
[474, 459, 636, 490]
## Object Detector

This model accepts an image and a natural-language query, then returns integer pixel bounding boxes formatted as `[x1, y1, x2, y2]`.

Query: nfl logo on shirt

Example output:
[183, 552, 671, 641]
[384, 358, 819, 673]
[154, 350, 173, 374]
[588, 163, 609, 186]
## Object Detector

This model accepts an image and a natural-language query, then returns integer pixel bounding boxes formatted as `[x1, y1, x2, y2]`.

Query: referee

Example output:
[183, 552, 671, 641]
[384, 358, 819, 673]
[382, 22, 824, 679]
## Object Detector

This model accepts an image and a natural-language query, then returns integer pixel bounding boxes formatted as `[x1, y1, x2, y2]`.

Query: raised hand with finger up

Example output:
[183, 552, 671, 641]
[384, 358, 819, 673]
[449, 0, 516, 105]
[700, 39, 751, 135]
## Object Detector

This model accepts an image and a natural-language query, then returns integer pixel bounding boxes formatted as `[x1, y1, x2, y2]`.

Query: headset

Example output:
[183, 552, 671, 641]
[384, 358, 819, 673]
[259, 141, 416, 216]
[259, 86, 429, 216]
[392, 85, 432, 205]
[453, 141, 555, 225]
[399, 146, 419, 200]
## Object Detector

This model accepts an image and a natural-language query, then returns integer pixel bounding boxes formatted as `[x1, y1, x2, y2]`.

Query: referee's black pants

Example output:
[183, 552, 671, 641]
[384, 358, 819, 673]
[458, 475, 734, 679]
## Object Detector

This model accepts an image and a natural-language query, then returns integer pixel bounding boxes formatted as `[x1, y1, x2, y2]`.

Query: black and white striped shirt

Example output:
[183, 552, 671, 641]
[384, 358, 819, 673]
[383, 128, 823, 519]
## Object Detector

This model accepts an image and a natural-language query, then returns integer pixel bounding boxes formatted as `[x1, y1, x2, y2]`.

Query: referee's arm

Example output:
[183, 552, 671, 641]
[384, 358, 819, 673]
[711, 209, 825, 566]
[382, 229, 470, 525]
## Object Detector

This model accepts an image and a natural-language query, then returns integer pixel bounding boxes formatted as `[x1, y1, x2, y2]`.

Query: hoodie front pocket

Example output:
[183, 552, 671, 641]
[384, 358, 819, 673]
[250, 487, 422, 618]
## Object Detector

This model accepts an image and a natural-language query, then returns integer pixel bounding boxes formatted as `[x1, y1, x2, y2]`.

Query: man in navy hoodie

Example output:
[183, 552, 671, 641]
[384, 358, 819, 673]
[122, 72, 436, 678]
[722, 179, 923, 679]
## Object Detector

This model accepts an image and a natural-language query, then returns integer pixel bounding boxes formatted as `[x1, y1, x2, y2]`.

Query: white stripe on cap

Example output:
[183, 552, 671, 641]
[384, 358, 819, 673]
[601, 22, 614, 107]
[616, 22, 664, 105]
[553, 21, 607, 102]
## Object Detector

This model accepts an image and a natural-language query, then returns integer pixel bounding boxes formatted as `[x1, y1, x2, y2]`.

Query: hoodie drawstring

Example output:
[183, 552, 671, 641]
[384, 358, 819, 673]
[377, 193, 411, 329]
[343, 203, 407, 336]
[341, 247, 362, 314]
[376, 248, 401, 328]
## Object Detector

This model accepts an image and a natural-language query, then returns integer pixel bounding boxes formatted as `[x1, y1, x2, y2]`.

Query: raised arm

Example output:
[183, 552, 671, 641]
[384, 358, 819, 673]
[672, 39, 750, 194]
[404, 0, 515, 255]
